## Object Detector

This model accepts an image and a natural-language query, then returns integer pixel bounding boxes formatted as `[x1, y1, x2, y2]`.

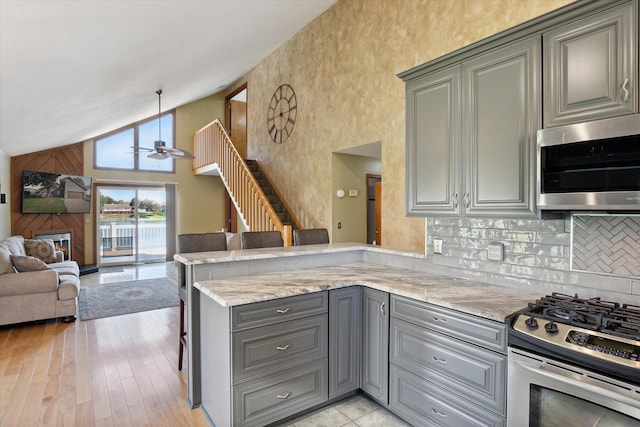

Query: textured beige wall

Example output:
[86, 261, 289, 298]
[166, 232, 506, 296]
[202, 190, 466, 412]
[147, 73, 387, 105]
[83, 93, 227, 263]
[233, 0, 572, 253]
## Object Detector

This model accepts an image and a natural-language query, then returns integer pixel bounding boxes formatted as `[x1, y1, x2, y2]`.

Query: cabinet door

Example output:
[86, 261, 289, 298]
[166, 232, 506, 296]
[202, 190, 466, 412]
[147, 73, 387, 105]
[544, 2, 637, 127]
[360, 287, 389, 404]
[406, 66, 461, 216]
[329, 287, 361, 399]
[462, 36, 540, 217]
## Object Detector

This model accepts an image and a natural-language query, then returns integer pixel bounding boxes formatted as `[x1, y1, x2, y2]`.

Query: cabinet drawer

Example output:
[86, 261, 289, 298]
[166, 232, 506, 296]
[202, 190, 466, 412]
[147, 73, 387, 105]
[232, 314, 328, 384]
[233, 359, 328, 427]
[390, 295, 507, 353]
[232, 292, 328, 331]
[390, 318, 506, 415]
[389, 365, 505, 427]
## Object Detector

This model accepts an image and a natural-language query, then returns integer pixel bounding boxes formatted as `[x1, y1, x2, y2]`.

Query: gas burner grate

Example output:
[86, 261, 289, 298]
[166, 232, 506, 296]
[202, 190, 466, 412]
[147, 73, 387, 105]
[523, 293, 640, 341]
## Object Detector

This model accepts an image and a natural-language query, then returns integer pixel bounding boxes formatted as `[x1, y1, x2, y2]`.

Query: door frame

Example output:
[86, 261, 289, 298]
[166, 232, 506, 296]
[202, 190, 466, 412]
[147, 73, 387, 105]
[93, 183, 169, 266]
[224, 84, 248, 232]
[366, 174, 381, 245]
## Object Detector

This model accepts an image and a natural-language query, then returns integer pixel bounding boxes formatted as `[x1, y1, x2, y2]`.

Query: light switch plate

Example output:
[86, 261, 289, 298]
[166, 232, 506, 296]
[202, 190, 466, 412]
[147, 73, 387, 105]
[433, 238, 443, 254]
[487, 242, 504, 261]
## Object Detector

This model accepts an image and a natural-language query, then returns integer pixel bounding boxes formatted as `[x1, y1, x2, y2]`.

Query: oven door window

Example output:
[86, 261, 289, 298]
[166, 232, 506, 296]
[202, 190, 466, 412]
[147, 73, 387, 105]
[530, 385, 639, 426]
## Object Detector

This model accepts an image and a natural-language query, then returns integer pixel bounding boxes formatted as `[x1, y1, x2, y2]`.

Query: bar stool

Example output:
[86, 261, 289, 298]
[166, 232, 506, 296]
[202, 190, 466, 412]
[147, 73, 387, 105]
[241, 231, 284, 249]
[176, 232, 227, 370]
[293, 228, 329, 246]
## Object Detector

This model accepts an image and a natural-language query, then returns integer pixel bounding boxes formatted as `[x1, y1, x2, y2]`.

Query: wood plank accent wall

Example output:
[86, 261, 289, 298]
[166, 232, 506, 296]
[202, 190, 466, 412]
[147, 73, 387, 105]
[10, 143, 86, 265]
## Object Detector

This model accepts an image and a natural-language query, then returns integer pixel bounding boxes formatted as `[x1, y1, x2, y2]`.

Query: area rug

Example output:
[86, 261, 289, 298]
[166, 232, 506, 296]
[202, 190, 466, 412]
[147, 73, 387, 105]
[79, 277, 179, 320]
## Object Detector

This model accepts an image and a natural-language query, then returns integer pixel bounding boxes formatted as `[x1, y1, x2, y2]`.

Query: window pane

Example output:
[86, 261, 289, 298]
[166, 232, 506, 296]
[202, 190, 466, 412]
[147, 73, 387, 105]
[139, 115, 173, 172]
[96, 129, 134, 169]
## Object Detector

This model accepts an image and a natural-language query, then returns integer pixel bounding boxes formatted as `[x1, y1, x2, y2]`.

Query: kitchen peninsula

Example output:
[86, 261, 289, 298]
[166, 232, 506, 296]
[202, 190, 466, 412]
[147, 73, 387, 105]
[175, 243, 543, 426]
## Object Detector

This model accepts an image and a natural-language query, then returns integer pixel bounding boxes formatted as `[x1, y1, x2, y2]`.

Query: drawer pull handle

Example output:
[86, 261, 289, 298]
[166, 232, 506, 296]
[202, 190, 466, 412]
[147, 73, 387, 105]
[621, 78, 630, 103]
[432, 408, 447, 417]
[432, 316, 447, 323]
[276, 308, 290, 314]
[380, 302, 386, 317]
[432, 356, 448, 364]
[276, 392, 292, 399]
[276, 344, 291, 351]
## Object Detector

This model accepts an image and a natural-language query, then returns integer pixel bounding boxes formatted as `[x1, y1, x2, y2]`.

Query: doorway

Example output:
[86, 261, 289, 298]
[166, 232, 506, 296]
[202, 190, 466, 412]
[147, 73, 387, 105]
[367, 174, 381, 245]
[96, 184, 167, 266]
[224, 85, 247, 232]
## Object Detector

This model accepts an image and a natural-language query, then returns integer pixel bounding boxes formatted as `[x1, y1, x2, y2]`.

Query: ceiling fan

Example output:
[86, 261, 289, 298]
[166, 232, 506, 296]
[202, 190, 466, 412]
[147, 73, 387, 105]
[134, 90, 194, 160]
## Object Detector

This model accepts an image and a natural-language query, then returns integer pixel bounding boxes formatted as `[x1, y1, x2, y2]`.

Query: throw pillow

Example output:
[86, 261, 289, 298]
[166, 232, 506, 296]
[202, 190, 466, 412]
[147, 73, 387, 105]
[10, 255, 52, 272]
[24, 239, 57, 263]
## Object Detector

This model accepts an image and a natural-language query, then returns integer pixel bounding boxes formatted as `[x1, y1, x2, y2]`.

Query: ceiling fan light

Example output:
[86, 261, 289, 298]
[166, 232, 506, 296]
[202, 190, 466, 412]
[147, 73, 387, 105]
[148, 151, 169, 160]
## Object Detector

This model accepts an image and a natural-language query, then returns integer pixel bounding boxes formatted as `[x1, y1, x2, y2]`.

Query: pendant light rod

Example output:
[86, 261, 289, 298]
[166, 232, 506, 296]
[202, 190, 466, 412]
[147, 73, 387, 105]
[156, 89, 163, 143]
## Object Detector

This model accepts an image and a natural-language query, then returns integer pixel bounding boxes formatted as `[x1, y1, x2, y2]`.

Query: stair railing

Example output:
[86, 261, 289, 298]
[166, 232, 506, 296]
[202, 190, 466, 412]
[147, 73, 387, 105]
[192, 119, 292, 246]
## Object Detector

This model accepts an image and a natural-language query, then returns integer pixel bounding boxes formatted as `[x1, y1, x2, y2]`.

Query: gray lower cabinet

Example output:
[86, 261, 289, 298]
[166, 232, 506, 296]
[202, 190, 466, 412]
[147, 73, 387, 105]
[200, 292, 329, 427]
[360, 287, 389, 405]
[388, 295, 507, 426]
[389, 365, 505, 427]
[233, 360, 328, 426]
[543, 1, 638, 127]
[329, 287, 361, 399]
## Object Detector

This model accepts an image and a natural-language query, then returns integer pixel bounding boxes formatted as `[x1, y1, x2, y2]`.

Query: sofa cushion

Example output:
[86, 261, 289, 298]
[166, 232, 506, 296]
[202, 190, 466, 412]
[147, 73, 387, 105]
[11, 255, 52, 272]
[0, 269, 59, 296]
[58, 276, 79, 300]
[49, 261, 80, 277]
[0, 236, 27, 274]
[24, 239, 57, 263]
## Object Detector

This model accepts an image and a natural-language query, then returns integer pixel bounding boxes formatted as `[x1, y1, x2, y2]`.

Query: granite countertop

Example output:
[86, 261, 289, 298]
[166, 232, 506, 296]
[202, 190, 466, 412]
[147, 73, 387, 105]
[173, 242, 422, 265]
[194, 263, 542, 322]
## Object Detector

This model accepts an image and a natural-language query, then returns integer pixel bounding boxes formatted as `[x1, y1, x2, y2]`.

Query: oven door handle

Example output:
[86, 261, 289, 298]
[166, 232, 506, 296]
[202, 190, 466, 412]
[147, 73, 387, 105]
[514, 358, 640, 410]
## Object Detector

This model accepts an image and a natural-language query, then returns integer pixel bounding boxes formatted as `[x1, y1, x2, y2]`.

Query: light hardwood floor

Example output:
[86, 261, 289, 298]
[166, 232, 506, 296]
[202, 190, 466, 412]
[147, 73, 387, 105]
[0, 268, 209, 426]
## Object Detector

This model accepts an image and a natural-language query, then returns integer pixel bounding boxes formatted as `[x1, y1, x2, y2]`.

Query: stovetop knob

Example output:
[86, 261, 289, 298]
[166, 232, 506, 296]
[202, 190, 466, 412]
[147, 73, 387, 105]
[544, 320, 559, 335]
[525, 316, 538, 330]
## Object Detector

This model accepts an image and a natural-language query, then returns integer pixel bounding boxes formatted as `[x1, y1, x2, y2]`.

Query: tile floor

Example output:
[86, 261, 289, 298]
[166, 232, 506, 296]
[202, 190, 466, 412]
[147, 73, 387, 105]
[277, 394, 410, 427]
[82, 263, 412, 427]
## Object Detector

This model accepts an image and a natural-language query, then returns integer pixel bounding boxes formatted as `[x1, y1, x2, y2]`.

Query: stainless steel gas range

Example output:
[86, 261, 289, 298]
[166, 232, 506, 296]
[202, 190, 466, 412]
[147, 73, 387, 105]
[506, 293, 640, 426]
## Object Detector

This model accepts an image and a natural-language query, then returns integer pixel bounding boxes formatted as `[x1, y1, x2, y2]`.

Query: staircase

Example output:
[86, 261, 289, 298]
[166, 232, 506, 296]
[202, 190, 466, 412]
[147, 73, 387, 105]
[191, 119, 299, 245]
[245, 160, 297, 230]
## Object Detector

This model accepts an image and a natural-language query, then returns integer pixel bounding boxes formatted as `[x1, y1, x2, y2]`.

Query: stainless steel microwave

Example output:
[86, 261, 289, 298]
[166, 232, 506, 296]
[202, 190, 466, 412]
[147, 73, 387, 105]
[537, 115, 640, 211]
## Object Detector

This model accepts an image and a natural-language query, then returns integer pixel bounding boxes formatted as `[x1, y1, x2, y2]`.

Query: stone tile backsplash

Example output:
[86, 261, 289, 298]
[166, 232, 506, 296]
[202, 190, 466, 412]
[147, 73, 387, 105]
[425, 215, 640, 304]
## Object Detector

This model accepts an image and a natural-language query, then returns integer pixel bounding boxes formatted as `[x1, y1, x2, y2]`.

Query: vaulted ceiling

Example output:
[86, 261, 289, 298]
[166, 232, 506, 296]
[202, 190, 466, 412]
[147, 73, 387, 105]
[0, 0, 336, 157]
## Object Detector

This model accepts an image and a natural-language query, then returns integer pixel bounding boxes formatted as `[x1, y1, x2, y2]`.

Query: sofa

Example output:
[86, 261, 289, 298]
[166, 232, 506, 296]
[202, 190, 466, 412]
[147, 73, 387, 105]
[0, 235, 80, 326]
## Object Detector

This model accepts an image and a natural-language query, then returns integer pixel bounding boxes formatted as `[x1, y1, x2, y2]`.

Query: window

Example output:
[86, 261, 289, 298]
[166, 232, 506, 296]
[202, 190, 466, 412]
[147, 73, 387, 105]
[94, 112, 175, 172]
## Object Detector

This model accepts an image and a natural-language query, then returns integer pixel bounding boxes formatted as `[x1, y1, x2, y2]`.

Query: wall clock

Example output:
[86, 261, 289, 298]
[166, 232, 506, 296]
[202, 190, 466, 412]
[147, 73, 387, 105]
[267, 84, 297, 144]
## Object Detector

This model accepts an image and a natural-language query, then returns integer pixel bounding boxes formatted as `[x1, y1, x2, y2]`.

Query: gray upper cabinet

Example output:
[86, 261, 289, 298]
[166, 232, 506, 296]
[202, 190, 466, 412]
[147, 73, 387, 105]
[360, 287, 389, 405]
[405, 36, 539, 217]
[543, 1, 638, 127]
[406, 66, 461, 216]
[462, 36, 540, 216]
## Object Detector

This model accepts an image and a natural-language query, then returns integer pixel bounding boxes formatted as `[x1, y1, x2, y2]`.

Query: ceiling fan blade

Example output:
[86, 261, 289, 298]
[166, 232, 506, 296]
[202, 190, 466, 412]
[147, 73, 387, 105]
[165, 147, 195, 159]
[131, 145, 154, 152]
